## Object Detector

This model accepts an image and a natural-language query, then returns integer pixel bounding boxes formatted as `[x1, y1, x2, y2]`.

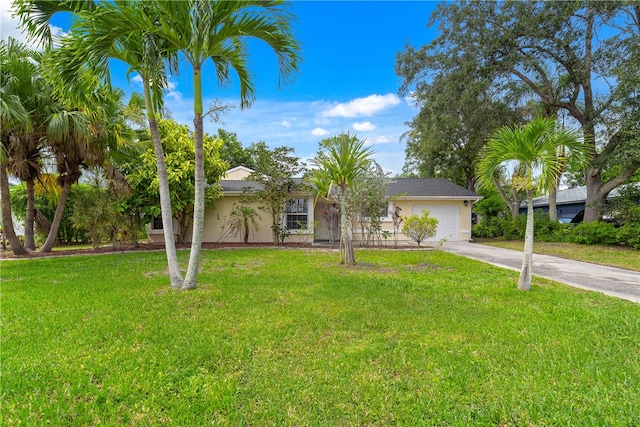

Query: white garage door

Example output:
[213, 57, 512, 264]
[412, 204, 459, 242]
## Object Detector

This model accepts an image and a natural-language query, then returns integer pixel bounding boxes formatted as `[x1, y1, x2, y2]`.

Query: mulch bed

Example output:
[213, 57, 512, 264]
[0, 242, 331, 259]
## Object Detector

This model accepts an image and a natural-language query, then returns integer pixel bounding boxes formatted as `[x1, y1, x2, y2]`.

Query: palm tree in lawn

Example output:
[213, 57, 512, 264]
[152, 0, 300, 289]
[4, 41, 56, 251]
[477, 117, 588, 291]
[39, 66, 138, 252]
[0, 37, 37, 255]
[312, 133, 374, 265]
[18, 1, 186, 287]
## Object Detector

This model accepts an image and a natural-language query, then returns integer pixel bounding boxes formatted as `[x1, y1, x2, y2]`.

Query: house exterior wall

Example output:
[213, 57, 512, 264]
[316, 198, 473, 245]
[146, 219, 180, 243]
[223, 166, 253, 180]
[378, 199, 472, 243]
[148, 196, 474, 244]
[201, 194, 315, 244]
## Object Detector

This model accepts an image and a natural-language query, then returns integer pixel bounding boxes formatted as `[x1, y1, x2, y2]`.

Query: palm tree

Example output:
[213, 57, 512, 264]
[1, 39, 49, 251]
[40, 69, 139, 252]
[12, 0, 97, 47]
[477, 117, 587, 290]
[152, 0, 300, 289]
[229, 204, 260, 244]
[0, 37, 36, 255]
[312, 133, 374, 265]
[18, 0, 186, 287]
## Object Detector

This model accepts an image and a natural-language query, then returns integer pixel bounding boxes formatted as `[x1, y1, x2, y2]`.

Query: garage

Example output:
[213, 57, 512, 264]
[412, 204, 459, 242]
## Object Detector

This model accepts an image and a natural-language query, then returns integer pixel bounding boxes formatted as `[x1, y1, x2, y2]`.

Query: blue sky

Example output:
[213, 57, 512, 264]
[2, 1, 440, 175]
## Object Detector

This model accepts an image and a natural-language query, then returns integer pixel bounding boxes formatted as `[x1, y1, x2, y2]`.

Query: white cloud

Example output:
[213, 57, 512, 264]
[353, 121, 376, 132]
[367, 135, 392, 145]
[281, 120, 292, 128]
[311, 127, 329, 136]
[322, 93, 401, 118]
[314, 116, 331, 126]
[1, 0, 27, 43]
[1, 0, 65, 47]
[131, 74, 143, 84]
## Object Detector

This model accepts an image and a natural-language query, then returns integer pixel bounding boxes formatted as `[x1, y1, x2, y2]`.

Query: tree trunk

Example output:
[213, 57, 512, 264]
[40, 178, 72, 252]
[548, 187, 558, 222]
[340, 187, 355, 265]
[145, 79, 183, 289]
[24, 179, 36, 250]
[518, 191, 534, 291]
[0, 162, 28, 255]
[493, 176, 520, 218]
[183, 67, 206, 290]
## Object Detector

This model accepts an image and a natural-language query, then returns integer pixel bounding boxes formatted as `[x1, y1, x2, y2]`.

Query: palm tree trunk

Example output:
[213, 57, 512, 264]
[183, 68, 205, 290]
[548, 187, 558, 222]
[24, 179, 36, 250]
[144, 79, 183, 289]
[340, 188, 355, 265]
[0, 162, 28, 255]
[40, 178, 72, 252]
[518, 190, 534, 291]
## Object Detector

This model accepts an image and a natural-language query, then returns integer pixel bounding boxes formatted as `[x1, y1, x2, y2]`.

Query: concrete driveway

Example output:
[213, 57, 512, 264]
[441, 242, 640, 303]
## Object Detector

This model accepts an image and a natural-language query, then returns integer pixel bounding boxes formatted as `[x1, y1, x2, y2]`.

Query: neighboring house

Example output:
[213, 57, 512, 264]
[518, 186, 623, 221]
[148, 166, 482, 244]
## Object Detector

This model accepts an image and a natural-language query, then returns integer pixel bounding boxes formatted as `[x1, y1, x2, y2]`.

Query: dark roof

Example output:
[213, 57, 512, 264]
[219, 178, 306, 193]
[220, 177, 480, 199]
[386, 178, 480, 198]
[529, 185, 622, 207]
[219, 180, 262, 192]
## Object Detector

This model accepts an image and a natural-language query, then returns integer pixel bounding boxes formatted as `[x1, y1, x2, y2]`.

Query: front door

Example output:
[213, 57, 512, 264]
[314, 202, 340, 243]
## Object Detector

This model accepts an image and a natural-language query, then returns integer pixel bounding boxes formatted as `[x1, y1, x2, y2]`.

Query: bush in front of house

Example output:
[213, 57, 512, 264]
[566, 221, 619, 245]
[402, 209, 439, 247]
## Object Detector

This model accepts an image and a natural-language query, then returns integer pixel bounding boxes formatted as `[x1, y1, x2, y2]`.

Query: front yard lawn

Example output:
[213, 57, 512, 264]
[2, 248, 639, 425]
[478, 240, 640, 271]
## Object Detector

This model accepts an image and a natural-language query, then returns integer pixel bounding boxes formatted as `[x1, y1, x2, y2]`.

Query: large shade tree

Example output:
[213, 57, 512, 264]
[398, 55, 522, 190]
[477, 117, 588, 291]
[399, 0, 640, 222]
[312, 133, 373, 265]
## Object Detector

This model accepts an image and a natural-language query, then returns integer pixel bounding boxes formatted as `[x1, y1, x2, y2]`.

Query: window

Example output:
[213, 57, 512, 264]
[285, 198, 308, 230]
[152, 217, 163, 230]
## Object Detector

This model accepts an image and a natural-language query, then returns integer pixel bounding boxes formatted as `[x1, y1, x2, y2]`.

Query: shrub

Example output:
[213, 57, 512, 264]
[568, 221, 619, 245]
[472, 216, 504, 238]
[617, 223, 640, 249]
[402, 209, 439, 247]
[532, 211, 564, 242]
[502, 214, 527, 240]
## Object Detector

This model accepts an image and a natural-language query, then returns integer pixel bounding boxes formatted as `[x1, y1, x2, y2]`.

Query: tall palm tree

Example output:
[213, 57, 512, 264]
[17, 0, 186, 287]
[0, 37, 35, 255]
[39, 66, 139, 252]
[152, 0, 300, 289]
[312, 133, 373, 265]
[477, 117, 588, 290]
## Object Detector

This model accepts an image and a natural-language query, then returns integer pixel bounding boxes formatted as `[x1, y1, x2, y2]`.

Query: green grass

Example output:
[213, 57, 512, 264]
[2, 248, 639, 425]
[478, 240, 640, 271]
